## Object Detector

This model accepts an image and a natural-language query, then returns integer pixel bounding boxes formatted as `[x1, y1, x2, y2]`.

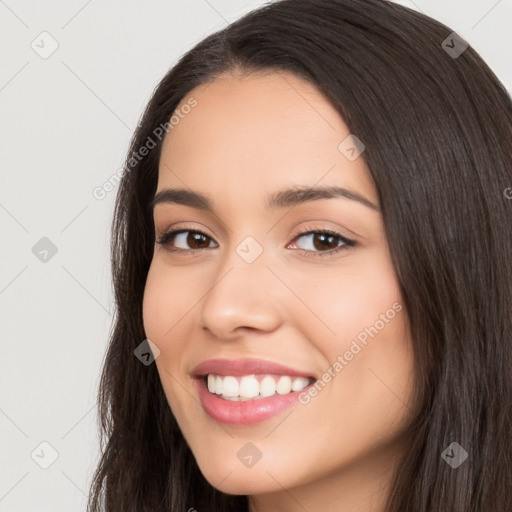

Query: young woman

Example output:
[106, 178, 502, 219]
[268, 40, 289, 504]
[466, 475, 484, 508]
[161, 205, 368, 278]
[87, 1, 512, 511]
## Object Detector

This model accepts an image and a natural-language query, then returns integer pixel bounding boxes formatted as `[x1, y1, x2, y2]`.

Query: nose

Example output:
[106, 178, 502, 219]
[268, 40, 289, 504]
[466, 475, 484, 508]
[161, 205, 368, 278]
[198, 239, 285, 340]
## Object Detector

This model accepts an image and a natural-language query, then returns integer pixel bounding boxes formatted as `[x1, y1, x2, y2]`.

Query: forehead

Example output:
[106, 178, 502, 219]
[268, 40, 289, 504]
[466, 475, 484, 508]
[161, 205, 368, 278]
[157, 70, 376, 205]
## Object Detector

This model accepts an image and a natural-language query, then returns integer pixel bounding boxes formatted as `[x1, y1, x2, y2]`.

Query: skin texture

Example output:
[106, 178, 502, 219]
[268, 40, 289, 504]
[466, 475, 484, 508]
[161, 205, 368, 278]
[142, 69, 416, 512]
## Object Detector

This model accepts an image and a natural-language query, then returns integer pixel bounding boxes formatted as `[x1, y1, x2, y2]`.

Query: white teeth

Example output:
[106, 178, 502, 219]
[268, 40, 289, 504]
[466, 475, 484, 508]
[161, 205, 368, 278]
[239, 376, 260, 398]
[207, 374, 216, 393]
[215, 376, 223, 395]
[223, 395, 241, 402]
[276, 376, 292, 395]
[222, 376, 239, 397]
[259, 376, 276, 397]
[291, 377, 310, 391]
[205, 373, 312, 400]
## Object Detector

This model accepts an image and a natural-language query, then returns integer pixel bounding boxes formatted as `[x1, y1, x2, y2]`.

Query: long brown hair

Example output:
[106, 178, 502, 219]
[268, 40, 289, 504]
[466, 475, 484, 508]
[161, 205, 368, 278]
[87, 1, 512, 510]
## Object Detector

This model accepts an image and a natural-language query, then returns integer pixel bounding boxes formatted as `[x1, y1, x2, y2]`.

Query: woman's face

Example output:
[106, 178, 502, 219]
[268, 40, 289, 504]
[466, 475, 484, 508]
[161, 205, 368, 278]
[143, 70, 415, 508]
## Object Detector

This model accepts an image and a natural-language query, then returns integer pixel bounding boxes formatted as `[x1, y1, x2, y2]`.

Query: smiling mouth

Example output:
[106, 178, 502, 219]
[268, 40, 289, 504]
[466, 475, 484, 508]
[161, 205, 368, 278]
[203, 373, 316, 401]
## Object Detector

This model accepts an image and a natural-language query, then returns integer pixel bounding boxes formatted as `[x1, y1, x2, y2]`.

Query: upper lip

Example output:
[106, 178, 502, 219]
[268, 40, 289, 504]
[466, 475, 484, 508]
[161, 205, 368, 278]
[191, 358, 317, 379]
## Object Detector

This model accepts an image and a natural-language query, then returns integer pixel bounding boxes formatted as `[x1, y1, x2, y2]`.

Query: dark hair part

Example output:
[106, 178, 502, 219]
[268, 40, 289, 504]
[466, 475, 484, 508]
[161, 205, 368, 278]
[87, 0, 512, 510]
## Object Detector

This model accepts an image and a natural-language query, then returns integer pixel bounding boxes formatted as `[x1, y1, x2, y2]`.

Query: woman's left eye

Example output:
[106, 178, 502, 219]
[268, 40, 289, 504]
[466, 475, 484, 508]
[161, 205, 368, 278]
[289, 227, 356, 257]
[155, 226, 356, 258]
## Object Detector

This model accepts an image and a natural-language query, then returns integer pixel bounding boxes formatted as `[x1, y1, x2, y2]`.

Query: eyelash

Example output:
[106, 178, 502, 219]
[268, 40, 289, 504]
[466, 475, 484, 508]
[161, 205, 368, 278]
[155, 224, 356, 259]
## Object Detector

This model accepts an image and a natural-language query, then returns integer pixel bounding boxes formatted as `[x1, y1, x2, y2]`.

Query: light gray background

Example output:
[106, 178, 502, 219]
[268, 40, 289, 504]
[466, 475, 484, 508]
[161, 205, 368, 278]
[1, 0, 510, 510]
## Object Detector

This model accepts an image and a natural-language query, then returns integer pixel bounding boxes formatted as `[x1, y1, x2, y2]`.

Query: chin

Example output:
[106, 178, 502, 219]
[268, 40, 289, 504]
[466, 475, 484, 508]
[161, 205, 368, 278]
[194, 454, 295, 495]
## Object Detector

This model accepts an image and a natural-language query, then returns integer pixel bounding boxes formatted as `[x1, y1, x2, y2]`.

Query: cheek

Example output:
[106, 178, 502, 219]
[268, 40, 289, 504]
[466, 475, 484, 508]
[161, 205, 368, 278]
[142, 262, 190, 399]
[142, 261, 194, 342]
[142, 263, 196, 423]
[286, 251, 403, 349]
[289, 251, 413, 424]
[142, 267, 165, 340]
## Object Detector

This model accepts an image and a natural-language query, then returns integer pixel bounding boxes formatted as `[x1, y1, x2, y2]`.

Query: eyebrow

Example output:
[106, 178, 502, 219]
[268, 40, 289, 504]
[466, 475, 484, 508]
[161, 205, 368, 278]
[148, 185, 380, 212]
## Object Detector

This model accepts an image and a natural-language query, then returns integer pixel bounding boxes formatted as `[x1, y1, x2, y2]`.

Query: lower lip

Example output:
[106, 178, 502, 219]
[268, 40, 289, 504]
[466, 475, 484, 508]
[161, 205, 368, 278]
[195, 377, 311, 425]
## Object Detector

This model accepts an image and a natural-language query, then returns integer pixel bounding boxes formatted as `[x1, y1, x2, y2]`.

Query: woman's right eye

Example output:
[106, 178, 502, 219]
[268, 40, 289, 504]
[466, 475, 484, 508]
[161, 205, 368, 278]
[156, 229, 217, 253]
